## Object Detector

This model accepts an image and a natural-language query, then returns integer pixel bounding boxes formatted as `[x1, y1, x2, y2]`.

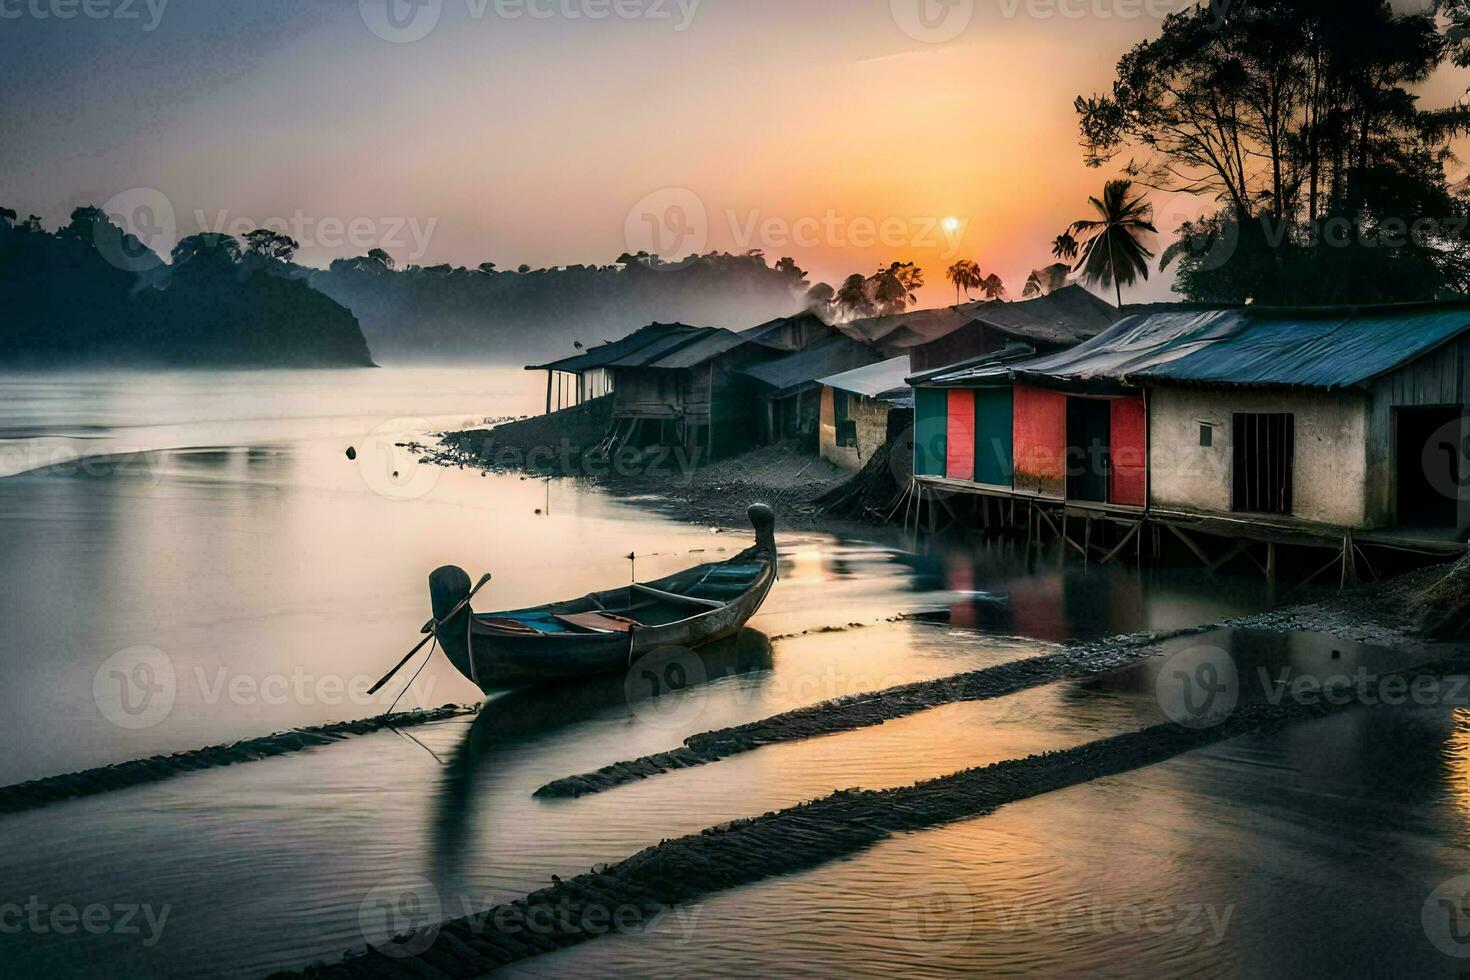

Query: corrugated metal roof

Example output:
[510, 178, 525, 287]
[819, 356, 913, 403]
[525, 322, 697, 373]
[644, 328, 752, 369]
[923, 302, 1470, 390]
[1139, 307, 1470, 387]
[739, 312, 831, 348]
[606, 327, 722, 368]
[953, 285, 1118, 347]
[740, 336, 881, 395]
[837, 308, 977, 347]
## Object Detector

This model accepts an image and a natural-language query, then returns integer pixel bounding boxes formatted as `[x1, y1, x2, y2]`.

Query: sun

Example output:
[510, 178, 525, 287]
[941, 216, 961, 234]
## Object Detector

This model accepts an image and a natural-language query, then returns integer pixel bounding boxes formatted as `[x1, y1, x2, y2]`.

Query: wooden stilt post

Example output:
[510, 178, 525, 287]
[1340, 530, 1359, 590]
[1266, 541, 1278, 604]
[545, 371, 554, 416]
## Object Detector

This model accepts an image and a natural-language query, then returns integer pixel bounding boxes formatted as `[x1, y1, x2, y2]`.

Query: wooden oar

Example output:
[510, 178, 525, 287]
[368, 573, 492, 696]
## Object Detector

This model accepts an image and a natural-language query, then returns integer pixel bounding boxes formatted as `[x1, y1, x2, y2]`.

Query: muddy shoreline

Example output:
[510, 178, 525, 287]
[417, 399, 870, 534]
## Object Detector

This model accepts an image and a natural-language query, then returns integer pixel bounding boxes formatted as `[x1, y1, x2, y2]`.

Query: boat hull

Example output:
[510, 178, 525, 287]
[427, 503, 778, 693]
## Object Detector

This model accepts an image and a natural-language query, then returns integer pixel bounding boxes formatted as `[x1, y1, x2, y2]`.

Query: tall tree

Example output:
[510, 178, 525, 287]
[244, 229, 300, 262]
[946, 259, 973, 303]
[1067, 180, 1157, 307]
[1077, 0, 1468, 303]
[835, 274, 875, 320]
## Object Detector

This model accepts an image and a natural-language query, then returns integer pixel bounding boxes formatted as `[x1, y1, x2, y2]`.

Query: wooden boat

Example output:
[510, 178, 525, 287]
[428, 504, 778, 692]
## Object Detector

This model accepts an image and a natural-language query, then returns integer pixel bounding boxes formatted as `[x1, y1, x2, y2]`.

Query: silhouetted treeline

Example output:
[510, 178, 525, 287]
[1080, 0, 1470, 305]
[306, 249, 812, 362]
[0, 208, 374, 368]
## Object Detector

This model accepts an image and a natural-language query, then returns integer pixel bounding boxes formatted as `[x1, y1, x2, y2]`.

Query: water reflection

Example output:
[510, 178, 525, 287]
[430, 629, 774, 881]
[3, 368, 1464, 978]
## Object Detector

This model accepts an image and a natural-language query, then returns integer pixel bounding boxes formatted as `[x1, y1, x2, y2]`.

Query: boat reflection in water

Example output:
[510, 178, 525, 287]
[430, 628, 775, 876]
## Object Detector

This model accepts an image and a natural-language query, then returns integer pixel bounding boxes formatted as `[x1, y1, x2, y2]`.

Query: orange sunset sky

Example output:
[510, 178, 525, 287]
[4, 0, 1468, 306]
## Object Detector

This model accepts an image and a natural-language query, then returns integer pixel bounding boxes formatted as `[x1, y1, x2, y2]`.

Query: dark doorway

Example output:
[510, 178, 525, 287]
[1232, 413, 1294, 514]
[1396, 406, 1461, 528]
[1066, 397, 1111, 503]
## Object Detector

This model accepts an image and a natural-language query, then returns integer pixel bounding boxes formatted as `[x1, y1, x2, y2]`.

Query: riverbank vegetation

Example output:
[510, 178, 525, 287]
[0, 208, 375, 368]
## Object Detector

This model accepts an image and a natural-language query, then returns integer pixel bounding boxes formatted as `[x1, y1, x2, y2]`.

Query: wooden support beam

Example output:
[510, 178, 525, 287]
[1100, 520, 1143, 565]
[1165, 523, 1214, 569]
[1207, 539, 1253, 574]
[1353, 543, 1379, 583]
[1044, 510, 1089, 561]
[1340, 531, 1359, 591]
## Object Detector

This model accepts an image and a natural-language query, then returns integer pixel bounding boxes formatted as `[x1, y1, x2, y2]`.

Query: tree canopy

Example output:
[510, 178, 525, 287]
[1077, 0, 1470, 304]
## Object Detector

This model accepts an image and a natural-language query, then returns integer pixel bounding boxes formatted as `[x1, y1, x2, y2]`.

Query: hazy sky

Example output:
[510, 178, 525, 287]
[3, 0, 1467, 305]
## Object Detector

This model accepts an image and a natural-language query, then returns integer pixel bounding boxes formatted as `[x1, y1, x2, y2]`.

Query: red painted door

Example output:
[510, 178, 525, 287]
[947, 389, 976, 482]
[1110, 396, 1147, 506]
[1013, 385, 1067, 498]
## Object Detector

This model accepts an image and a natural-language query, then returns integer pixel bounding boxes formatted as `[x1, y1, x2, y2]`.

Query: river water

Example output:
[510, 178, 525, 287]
[0, 368, 1467, 977]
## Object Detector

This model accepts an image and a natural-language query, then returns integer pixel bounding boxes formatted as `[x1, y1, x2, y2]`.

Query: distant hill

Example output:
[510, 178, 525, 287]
[0, 208, 374, 369]
[306, 250, 810, 364]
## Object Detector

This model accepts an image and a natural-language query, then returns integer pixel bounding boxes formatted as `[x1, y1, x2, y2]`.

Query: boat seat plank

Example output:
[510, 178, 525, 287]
[555, 612, 641, 634]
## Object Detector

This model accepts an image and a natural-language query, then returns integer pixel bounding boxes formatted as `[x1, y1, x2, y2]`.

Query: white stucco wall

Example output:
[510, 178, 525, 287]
[1149, 387, 1370, 528]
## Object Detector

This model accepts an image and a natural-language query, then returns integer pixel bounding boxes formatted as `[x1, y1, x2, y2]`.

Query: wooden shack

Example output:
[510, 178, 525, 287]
[528, 322, 780, 461]
[914, 301, 1470, 540]
[740, 334, 883, 448]
[817, 356, 914, 470]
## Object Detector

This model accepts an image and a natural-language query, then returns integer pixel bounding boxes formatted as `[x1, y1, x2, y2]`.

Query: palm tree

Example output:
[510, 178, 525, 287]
[946, 260, 973, 303]
[946, 259, 991, 303]
[1066, 180, 1156, 307]
[1051, 232, 1079, 262]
